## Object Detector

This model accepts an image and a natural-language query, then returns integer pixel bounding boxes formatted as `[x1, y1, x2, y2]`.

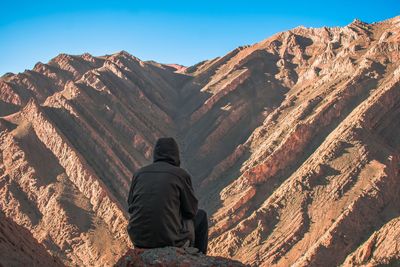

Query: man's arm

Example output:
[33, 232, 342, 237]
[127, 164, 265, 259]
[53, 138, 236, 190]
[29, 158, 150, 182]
[127, 173, 136, 208]
[180, 173, 198, 219]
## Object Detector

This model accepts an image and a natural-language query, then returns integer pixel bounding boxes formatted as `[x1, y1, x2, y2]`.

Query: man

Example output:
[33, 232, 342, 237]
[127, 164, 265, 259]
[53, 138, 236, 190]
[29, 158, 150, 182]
[127, 137, 208, 254]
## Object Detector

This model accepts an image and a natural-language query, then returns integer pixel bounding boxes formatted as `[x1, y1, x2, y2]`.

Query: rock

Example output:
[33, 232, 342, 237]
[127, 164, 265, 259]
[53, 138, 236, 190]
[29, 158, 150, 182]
[0, 15, 400, 266]
[115, 247, 247, 267]
[0, 212, 63, 266]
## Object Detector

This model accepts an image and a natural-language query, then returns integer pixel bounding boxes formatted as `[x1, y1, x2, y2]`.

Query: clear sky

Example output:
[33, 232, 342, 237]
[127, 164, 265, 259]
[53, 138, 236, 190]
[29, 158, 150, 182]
[1, 1, 399, 75]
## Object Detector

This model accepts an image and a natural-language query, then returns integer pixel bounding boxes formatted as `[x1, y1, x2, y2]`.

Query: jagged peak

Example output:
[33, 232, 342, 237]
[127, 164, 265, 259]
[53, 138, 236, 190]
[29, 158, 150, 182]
[48, 54, 76, 70]
[108, 50, 142, 65]
[32, 61, 47, 72]
[257, 18, 374, 51]
[33, 61, 66, 75]
[81, 52, 93, 57]
[237, 45, 251, 50]
[115, 50, 129, 55]
[1, 72, 15, 79]
[81, 52, 96, 62]
[113, 50, 133, 58]
[51, 53, 73, 63]
[351, 18, 367, 25]
[347, 18, 372, 31]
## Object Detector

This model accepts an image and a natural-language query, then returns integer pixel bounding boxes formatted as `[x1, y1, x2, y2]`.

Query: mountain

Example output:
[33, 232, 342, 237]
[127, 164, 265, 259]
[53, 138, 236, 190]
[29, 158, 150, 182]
[0, 211, 63, 266]
[0, 16, 399, 266]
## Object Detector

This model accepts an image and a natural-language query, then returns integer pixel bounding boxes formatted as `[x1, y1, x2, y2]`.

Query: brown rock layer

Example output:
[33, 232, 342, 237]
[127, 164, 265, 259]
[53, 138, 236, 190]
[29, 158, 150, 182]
[1, 16, 400, 266]
[0, 211, 64, 266]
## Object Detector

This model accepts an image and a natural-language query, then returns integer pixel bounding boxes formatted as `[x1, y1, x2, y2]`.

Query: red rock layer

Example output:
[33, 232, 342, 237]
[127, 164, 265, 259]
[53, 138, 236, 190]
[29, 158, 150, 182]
[198, 17, 400, 266]
[0, 211, 63, 266]
[1, 16, 400, 266]
[0, 51, 185, 265]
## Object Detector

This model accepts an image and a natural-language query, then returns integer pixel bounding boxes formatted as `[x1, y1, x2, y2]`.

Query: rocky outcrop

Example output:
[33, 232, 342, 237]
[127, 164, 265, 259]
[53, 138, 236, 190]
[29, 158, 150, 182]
[115, 247, 247, 267]
[343, 217, 400, 266]
[1, 16, 400, 266]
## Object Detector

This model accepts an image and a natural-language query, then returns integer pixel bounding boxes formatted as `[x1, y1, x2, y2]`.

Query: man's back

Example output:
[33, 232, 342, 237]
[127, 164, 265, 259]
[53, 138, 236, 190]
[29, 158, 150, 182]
[127, 138, 198, 248]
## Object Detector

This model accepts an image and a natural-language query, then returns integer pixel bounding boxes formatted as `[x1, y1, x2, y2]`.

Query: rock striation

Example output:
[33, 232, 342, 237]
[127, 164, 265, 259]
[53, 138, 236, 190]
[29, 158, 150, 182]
[1, 16, 400, 266]
[0, 211, 64, 266]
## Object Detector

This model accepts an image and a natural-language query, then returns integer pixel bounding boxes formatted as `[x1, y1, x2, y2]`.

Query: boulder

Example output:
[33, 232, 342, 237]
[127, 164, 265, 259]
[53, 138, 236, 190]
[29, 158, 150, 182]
[115, 247, 247, 267]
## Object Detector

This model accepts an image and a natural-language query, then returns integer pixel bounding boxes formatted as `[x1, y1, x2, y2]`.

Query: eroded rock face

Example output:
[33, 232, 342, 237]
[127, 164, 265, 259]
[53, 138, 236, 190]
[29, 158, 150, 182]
[0, 52, 179, 266]
[0, 16, 400, 266]
[0, 211, 64, 266]
[115, 247, 247, 267]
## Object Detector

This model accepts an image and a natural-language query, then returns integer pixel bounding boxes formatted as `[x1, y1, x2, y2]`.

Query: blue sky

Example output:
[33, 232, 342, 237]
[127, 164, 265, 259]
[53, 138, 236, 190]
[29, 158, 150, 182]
[1, 1, 399, 75]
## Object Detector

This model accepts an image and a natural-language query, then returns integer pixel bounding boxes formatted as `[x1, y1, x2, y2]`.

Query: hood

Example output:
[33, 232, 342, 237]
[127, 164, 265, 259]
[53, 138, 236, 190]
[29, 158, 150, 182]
[153, 137, 181, 166]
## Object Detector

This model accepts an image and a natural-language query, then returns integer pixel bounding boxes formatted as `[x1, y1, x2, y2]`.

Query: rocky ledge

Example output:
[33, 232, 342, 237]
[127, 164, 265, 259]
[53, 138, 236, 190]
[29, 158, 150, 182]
[115, 247, 247, 267]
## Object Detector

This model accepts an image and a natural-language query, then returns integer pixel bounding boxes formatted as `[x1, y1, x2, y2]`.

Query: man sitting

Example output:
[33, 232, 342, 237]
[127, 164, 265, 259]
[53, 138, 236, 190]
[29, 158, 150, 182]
[127, 137, 208, 254]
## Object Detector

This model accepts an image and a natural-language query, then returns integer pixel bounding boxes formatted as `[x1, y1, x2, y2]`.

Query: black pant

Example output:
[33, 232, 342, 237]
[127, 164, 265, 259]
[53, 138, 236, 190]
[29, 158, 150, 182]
[194, 209, 208, 254]
[128, 209, 209, 254]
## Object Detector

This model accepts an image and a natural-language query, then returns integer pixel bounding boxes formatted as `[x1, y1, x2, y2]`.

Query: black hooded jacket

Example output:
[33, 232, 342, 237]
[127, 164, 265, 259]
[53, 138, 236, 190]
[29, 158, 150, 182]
[127, 137, 198, 248]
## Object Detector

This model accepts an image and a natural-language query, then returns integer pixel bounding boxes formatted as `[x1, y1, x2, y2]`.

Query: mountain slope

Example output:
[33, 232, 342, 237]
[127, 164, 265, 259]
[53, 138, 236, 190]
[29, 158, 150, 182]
[0, 52, 185, 265]
[197, 17, 400, 266]
[0, 211, 64, 266]
[0, 16, 399, 266]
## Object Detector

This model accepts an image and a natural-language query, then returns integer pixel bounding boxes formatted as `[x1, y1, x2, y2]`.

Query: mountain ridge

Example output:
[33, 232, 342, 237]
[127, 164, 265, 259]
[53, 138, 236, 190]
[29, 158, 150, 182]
[0, 16, 399, 266]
